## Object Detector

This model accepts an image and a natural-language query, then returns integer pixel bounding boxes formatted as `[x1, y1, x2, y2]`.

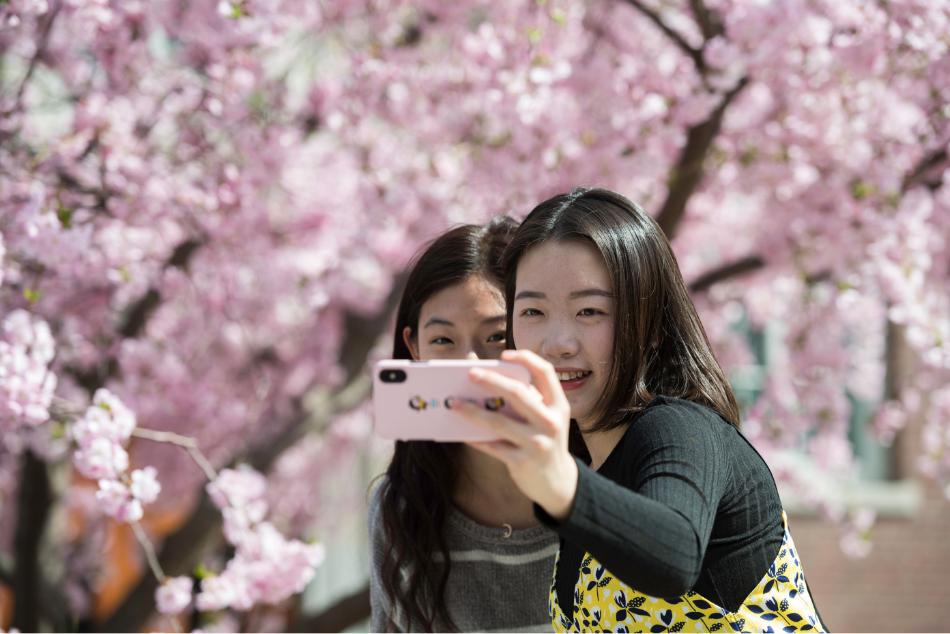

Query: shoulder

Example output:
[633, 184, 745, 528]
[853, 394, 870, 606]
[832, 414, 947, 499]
[623, 396, 734, 450]
[632, 395, 731, 429]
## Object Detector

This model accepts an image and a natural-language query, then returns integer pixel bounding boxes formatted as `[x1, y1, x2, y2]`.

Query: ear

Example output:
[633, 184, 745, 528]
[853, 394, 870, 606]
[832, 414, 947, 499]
[402, 326, 420, 360]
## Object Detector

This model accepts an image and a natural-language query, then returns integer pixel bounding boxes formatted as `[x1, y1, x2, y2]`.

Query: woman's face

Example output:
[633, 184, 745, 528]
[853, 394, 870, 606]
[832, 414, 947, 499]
[404, 274, 507, 361]
[512, 239, 615, 429]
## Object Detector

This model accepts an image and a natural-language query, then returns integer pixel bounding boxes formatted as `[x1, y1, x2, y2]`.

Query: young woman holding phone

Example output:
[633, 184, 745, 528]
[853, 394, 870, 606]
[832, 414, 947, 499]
[368, 218, 559, 632]
[453, 188, 827, 632]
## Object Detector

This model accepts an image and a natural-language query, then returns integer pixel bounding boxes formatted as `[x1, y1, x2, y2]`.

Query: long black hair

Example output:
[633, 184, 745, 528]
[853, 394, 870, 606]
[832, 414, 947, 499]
[502, 187, 740, 429]
[377, 216, 516, 632]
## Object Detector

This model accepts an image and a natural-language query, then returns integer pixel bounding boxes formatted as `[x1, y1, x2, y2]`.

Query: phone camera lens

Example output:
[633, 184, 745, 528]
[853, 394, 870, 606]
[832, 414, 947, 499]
[380, 368, 407, 383]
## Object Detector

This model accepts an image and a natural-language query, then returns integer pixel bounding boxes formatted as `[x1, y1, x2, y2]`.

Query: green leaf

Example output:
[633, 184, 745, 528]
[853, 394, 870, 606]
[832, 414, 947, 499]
[194, 563, 213, 579]
[57, 206, 73, 229]
[739, 146, 758, 166]
[224, 2, 247, 19]
[23, 288, 41, 304]
[851, 179, 873, 200]
[836, 279, 855, 291]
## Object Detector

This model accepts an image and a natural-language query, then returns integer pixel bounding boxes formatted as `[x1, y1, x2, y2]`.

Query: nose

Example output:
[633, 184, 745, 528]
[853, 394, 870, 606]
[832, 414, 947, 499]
[465, 351, 480, 360]
[540, 325, 579, 360]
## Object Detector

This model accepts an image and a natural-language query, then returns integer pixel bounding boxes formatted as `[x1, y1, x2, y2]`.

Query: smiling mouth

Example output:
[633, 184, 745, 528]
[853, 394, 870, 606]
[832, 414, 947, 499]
[557, 370, 592, 391]
[557, 370, 591, 381]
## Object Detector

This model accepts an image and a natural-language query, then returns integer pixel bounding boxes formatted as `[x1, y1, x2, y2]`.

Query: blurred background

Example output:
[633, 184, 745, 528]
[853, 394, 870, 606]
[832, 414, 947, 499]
[1, 0, 949, 631]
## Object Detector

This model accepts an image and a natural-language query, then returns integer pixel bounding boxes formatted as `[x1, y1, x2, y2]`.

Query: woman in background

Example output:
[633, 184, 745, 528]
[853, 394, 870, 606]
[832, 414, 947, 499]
[368, 217, 559, 632]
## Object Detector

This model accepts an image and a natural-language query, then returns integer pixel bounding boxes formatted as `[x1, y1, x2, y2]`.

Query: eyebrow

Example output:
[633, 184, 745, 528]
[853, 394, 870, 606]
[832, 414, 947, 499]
[514, 288, 613, 301]
[422, 315, 506, 329]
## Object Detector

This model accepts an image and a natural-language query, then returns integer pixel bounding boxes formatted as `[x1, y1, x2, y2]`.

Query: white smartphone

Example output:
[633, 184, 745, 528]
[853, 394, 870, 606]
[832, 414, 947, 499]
[372, 359, 531, 441]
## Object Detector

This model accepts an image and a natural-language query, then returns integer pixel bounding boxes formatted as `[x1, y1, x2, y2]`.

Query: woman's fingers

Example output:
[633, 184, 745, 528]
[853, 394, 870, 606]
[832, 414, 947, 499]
[466, 439, 523, 464]
[500, 349, 569, 410]
[467, 367, 556, 432]
[450, 398, 539, 447]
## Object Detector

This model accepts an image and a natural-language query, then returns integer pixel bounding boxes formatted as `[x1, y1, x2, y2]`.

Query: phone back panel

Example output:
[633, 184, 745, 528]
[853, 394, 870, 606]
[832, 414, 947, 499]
[373, 359, 531, 441]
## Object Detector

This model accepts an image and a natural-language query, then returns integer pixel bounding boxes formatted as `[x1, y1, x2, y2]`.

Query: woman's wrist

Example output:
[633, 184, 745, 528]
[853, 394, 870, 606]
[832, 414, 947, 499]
[541, 455, 579, 522]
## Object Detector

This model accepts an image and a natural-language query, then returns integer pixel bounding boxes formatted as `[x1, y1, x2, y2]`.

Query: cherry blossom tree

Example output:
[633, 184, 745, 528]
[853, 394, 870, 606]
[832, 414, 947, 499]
[1, 0, 948, 631]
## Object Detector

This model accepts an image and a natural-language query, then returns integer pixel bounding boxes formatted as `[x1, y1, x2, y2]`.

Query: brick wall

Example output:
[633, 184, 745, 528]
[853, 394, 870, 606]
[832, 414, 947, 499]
[790, 479, 950, 632]
[787, 410, 950, 632]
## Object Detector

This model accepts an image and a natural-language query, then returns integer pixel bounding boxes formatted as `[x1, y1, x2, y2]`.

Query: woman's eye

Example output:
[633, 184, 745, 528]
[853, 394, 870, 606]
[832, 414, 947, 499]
[487, 332, 506, 344]
[520, 308, 543, 317]
[430, 337, 453, 345]
[578, 308, 606, 317]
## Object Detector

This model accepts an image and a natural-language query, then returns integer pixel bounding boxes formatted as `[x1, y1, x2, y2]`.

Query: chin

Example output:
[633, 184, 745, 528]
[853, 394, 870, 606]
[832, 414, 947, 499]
[570, 406, 594, 426]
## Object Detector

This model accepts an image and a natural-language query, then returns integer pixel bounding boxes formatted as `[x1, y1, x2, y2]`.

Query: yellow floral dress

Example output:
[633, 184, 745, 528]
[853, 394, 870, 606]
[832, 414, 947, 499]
[549, 513, 825, 633]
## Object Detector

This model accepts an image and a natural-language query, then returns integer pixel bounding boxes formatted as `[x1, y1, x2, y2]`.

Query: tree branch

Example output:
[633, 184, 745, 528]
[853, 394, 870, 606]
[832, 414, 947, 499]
[688, 254, 765, 294]
[687, 134, 947, 295]
[656, 76, 748, 239]
[620, 0, 707, 74]
[286, 584, 370, 632]
[66, 236, 205, 393]
[119, 238, 204, 339]
[10, 3, 60, 110]
[688, 0, 724, 41]
[99, 493, 221, 632]
[99, 274, 407, 632]
[901, 146, 947, 192]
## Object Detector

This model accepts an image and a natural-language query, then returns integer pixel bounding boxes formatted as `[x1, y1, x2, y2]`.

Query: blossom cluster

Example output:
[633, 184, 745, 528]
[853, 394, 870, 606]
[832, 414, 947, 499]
[71, 389, 160, 522]
[155, 466, 326, 615]
[0, 310, 57, 433]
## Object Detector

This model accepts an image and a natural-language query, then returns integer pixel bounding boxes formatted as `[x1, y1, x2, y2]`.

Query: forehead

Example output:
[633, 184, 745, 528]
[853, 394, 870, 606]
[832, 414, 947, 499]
[516, 240, 610, 293]
[420, 275, 504, 323]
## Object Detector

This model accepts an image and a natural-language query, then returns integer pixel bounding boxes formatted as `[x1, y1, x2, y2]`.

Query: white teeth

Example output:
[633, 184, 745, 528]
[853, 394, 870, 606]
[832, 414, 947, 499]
[557, 371, 590, 381]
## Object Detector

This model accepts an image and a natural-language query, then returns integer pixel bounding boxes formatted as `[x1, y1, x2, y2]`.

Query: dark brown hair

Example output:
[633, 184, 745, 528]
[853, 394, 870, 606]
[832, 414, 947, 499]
[503, 187, 740, 429]
[377, 216, 516, 632]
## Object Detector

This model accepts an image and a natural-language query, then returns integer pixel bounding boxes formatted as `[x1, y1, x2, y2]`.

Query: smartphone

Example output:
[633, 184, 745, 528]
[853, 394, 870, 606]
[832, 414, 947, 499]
[373, 359, 531, 441]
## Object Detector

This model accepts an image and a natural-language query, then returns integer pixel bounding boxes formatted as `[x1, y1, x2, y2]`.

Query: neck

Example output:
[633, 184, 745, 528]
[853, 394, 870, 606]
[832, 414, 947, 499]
[580, 421, 629, 471]
[453, 446, 538, 529]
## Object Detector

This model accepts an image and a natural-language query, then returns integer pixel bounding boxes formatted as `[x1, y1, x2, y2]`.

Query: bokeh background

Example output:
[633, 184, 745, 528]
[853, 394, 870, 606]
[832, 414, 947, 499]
[1, 0, 949, 631]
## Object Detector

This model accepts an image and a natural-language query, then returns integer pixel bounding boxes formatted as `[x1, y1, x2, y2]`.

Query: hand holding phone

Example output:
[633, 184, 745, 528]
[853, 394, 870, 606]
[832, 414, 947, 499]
[372, 359, 531, 441]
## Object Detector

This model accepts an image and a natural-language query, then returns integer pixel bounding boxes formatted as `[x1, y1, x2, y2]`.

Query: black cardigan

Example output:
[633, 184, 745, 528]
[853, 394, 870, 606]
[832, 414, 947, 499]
[535, 396, 814, 617]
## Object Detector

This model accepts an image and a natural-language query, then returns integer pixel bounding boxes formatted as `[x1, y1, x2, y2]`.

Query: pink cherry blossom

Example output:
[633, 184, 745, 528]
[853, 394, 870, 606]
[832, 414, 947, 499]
[73, 437, 129, 480]
[94, 479, 143, 523]
[155, 575, 193, 615]
[0, 310, 57, 430]
[196, 522, 325, 611]
[71, 392, 135, 446]
[194, 572, 244, 613]
[129, 466, 162, 504]
[207, 466, 268, 523]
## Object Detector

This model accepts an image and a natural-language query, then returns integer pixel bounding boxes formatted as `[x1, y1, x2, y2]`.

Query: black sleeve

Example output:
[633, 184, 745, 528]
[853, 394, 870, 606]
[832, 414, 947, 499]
[535, 402, 730, 598]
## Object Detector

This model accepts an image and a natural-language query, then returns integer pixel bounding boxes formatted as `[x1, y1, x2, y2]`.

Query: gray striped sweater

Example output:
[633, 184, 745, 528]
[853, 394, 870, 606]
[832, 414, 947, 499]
[368, 480, 558, 632]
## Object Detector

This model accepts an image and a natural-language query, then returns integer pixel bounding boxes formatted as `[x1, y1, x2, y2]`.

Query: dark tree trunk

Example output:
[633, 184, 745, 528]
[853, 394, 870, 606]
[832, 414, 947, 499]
[286, 585, 371, 633]
[12, 451, 52, 633]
